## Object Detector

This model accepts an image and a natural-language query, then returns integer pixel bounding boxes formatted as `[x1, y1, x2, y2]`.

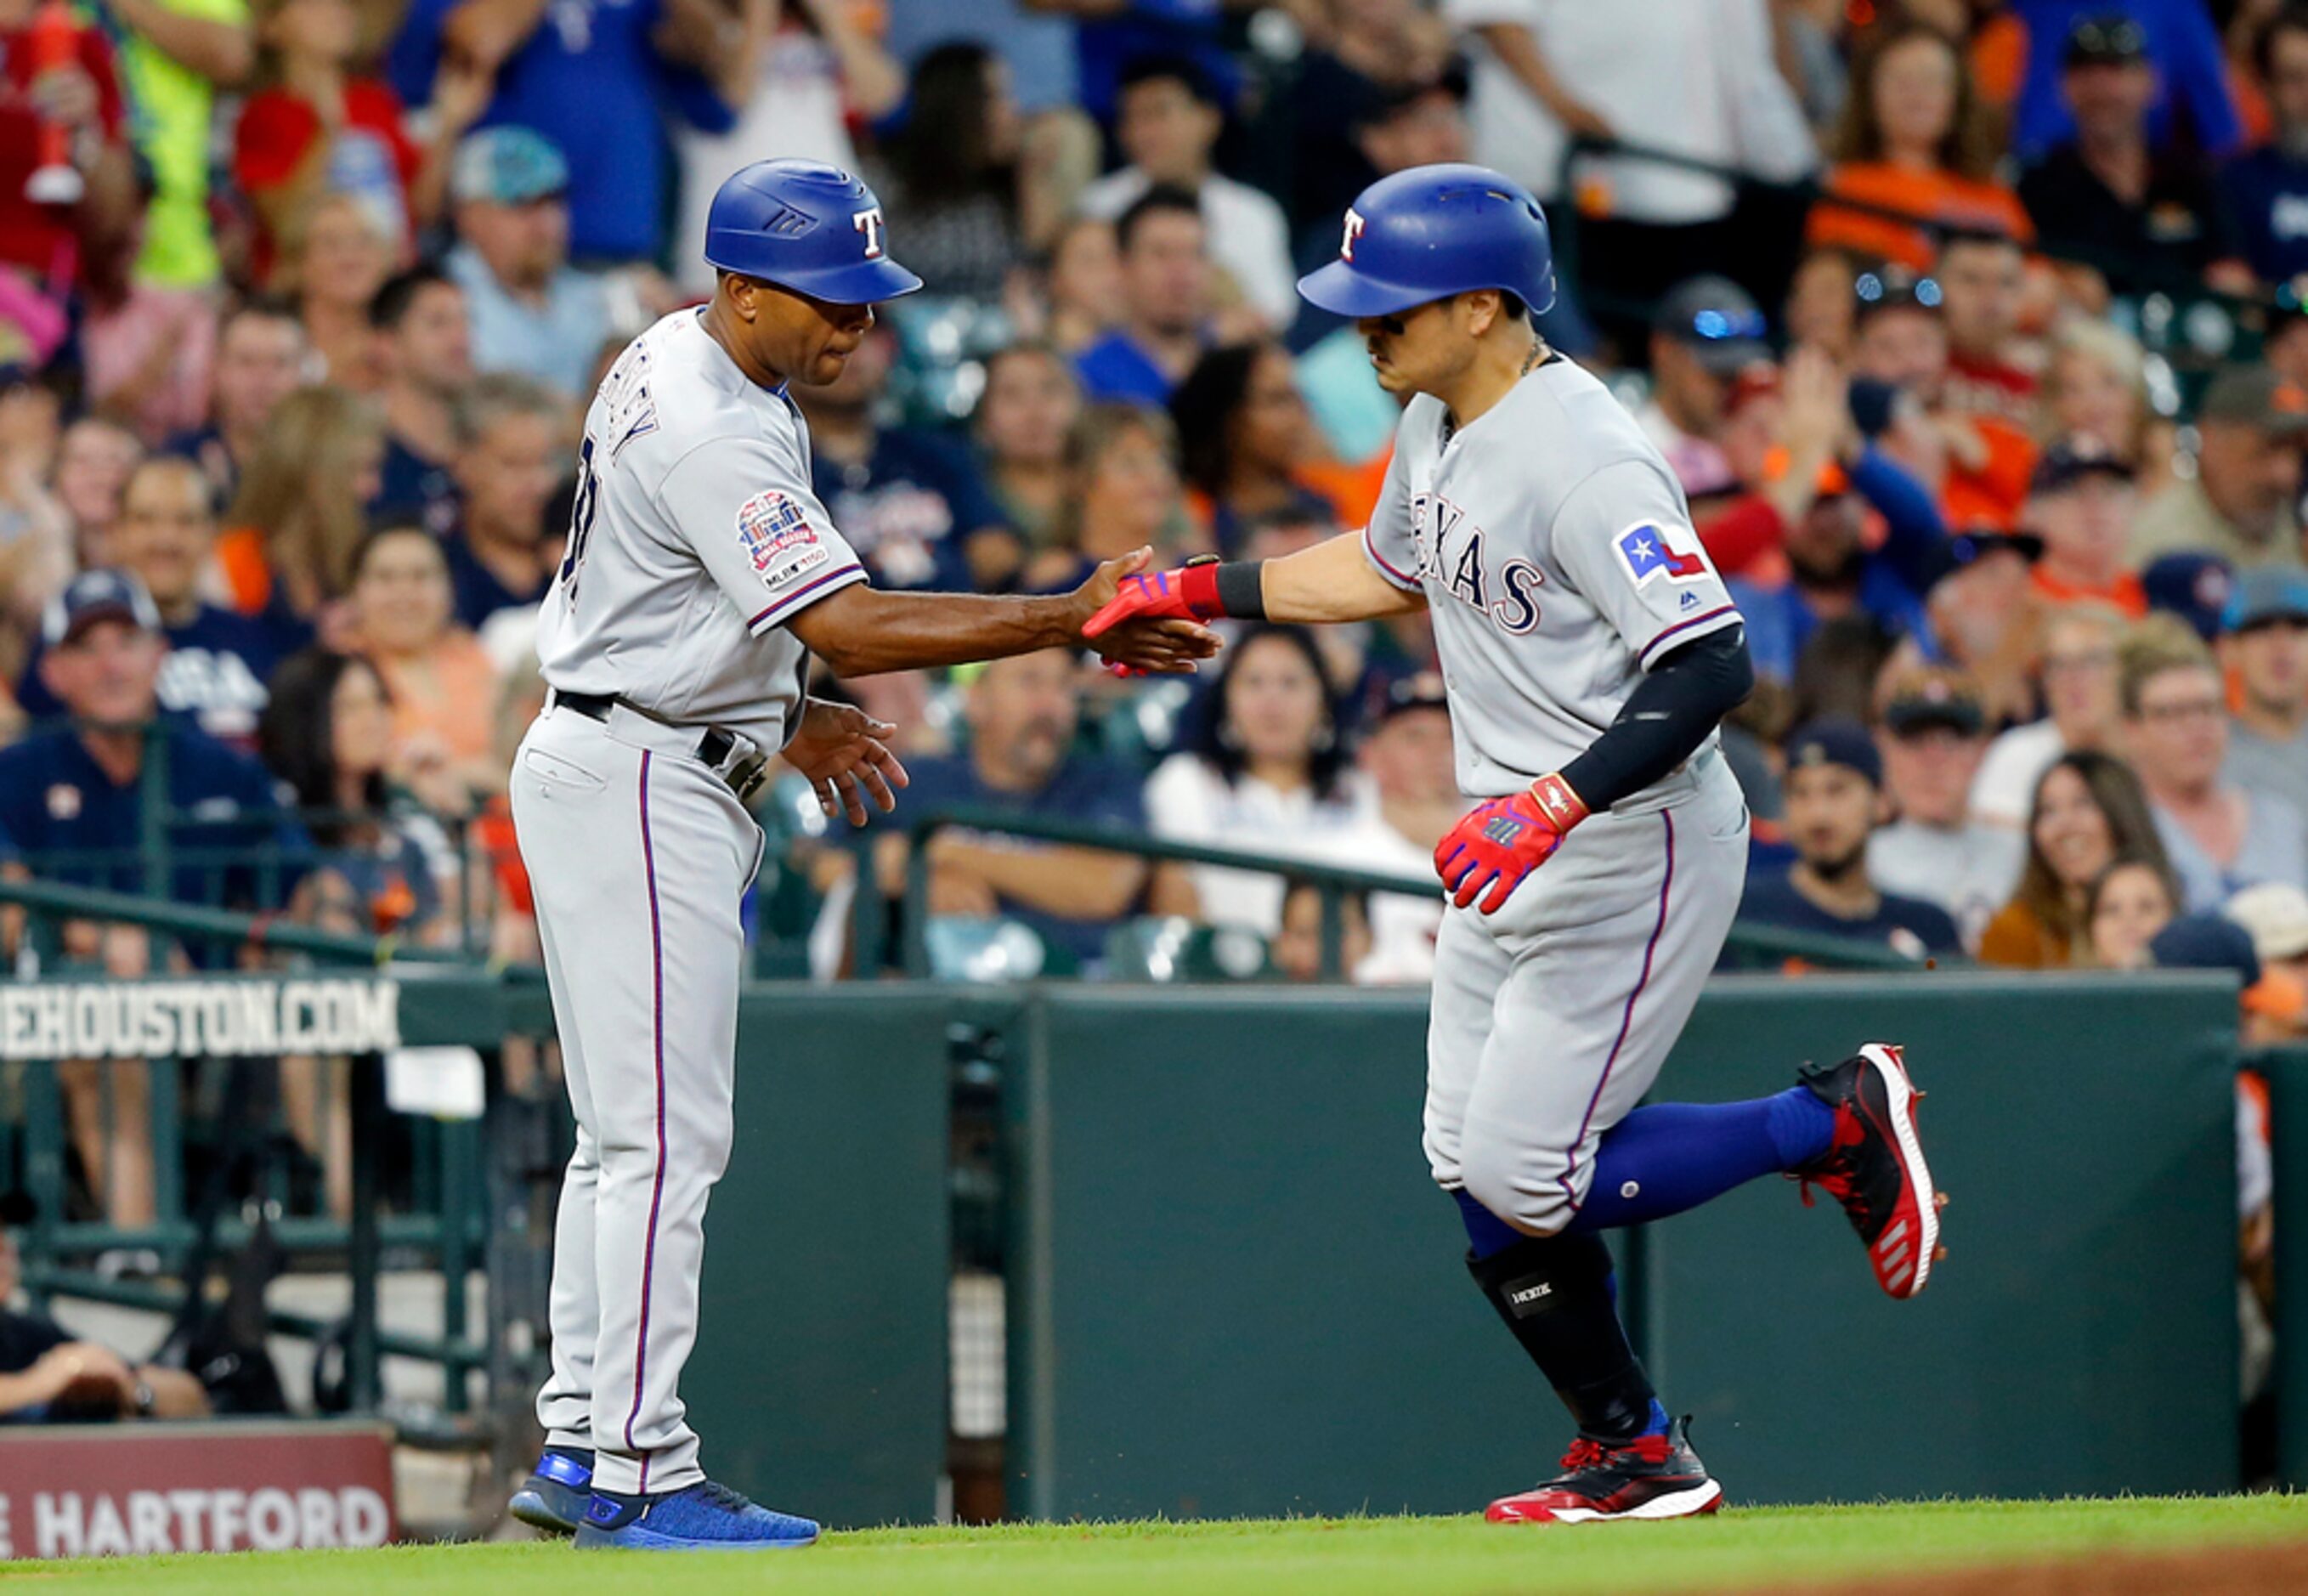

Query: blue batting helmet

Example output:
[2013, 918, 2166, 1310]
[1298, 163, 1555, 320]
[703, 160, 925, 306]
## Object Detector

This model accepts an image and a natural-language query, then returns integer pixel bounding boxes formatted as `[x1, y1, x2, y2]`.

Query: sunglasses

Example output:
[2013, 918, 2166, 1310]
[1854, 271, 1942, 309]
[1686, 307, 1768, 343]
[2068, 17, 2147, 63]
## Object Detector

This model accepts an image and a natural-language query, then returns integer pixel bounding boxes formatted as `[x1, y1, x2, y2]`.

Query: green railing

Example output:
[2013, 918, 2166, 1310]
[889, 806, 1945, 980]
[0, 876, 544, 1417]
[9, 716, 506, 959]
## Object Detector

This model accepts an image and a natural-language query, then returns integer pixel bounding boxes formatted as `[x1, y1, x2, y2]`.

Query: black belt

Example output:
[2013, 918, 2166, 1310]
[554, 691, 768, 802]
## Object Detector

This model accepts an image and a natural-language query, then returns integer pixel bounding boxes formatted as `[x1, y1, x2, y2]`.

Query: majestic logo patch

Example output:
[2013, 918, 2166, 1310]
[737, 490, 828, 585]
[1616, 522, 1711, 585]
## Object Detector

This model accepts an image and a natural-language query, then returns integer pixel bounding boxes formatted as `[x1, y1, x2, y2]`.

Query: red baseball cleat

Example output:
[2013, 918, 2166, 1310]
[1485, 1418, 1724, 1525]
[1796, 1042, 1945, 1299]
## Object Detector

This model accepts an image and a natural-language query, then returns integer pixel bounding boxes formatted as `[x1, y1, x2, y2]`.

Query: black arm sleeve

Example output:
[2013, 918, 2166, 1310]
[1558, 626, 1754, 813]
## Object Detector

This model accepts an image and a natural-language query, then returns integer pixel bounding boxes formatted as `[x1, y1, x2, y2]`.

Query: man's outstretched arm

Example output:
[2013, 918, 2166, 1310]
[1083, 531, 1428, 639]
[793, 549, 1221, 677]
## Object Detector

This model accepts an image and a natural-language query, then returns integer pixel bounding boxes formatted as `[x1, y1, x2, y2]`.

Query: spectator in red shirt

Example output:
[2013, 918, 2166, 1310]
[233, 0, 478, 290]
[1936, 231, 2039, 430]
[0, 0, 134, 291]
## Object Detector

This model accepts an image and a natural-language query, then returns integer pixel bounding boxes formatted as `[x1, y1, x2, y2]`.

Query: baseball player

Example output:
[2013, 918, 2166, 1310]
[1086, 164, 1945, 1524]
[504, 160, 1214, 1552]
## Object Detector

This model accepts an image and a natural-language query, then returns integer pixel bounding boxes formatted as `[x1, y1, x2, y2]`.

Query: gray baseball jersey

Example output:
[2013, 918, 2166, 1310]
[1367, 355, 1753, 1235]
[517, 308, 873, 1497]
[1361, 356, 1740, 806]
[535, 308, 870, 753]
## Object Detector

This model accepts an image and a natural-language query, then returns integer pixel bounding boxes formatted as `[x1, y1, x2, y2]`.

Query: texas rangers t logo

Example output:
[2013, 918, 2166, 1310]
[1341, 207, 1366, 261]
[854, 207, 886, 259]
[1616, 522, 1710, 585]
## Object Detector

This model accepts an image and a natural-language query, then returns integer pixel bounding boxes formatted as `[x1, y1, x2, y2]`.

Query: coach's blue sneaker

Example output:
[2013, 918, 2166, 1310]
[508, 1446, 592, 1537]
[574, 1480, 820, 1551]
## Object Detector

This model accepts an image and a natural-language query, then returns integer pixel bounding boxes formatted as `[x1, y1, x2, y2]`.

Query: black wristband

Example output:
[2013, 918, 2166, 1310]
[1213, 560, 1267, 620]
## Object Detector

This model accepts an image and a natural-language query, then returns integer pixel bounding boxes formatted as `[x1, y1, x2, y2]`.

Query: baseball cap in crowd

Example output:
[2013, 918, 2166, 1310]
[2065, 13, 2149, 69]
[451, 127, 570, 207]
[1375, 671, 1450, 725]
[2197, 365, 2308, 439]
[1785, 717, 1882, 788]
[2145, 552, 2237, 640]
[2228, 884, 2308, 965]
[2221, 564, 2308, 633]
[1653, 276, 1772, 376]
[41, 569, 161, 648]
[2028, 433, 2136, 496]
[2150, 912, 2308, 1027]
[1922, 527, 2044, 588]
[1881, 667, 1986, 738]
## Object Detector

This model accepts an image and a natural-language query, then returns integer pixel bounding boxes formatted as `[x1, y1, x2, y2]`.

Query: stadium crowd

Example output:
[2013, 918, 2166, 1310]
[1, 0, 2307, 1253]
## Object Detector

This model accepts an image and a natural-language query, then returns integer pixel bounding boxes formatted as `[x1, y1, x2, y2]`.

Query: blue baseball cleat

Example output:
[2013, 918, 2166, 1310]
[508, 1446, 592, 1537]
[574, 1480, 820, 1551]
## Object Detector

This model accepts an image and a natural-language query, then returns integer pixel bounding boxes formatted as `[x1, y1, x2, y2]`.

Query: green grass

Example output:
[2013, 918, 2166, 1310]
[6, 1494, 2306, 1593]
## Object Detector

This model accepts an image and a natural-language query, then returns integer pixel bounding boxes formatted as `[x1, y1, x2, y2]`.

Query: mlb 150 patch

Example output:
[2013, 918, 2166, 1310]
[1615, 522, 1711, 585]
[737, 490, 829, 585]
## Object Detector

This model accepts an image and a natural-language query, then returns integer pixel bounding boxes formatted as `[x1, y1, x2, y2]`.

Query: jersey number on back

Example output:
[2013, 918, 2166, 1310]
[559, 435, 602, 601]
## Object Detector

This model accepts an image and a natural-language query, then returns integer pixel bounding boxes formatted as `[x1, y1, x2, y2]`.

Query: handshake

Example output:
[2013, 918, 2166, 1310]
[1061, 548, 1589, 917]
[1069, 550, 1230, 677]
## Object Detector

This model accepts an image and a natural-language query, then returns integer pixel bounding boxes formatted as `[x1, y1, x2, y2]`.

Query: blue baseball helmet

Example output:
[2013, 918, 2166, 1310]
[1298, 163, 1555, 320]
[703, 160, 925, 306]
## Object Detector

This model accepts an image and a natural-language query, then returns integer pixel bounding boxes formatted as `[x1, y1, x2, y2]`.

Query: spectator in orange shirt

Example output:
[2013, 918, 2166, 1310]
[1807, 21, 2035, 274]
[1852, 265, 2038, 530]
[214, 383, 383, 644]
[342, 522, 501, 806]
[2026, 436, 2148, 616]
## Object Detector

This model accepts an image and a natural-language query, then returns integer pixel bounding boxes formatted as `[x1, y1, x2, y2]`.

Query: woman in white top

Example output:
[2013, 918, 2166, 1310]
[1144, 623, 1378, 936]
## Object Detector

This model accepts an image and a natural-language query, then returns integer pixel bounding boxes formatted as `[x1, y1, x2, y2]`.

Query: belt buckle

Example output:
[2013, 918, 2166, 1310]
[729, 755, 769, 806]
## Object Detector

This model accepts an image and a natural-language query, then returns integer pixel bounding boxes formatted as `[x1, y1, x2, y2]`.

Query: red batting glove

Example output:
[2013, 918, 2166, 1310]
[1082, 560, 1224, 641]
[1434, 773, 1591, 914]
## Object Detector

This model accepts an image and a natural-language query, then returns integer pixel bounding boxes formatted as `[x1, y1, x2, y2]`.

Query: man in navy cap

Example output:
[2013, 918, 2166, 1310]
[0, 569, 304, 1225]
[2220, 565, 2308, 803]
[1738, 718, 1962, 962]
[2026, 433, 2146, 615]
[2019, 11, 2249, 297]
[1638, 275, 1771, 505]
[0, 569, 303, 909]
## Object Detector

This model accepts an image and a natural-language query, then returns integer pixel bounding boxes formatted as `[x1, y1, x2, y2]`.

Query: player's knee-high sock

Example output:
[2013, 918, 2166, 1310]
[1464, 1226, 1664, 1442]
[1563, 1088, 1836, 1235]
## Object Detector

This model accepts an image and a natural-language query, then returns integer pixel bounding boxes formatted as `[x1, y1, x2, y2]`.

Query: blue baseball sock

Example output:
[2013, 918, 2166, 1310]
[1564, 1087, 1836, 1235]
[1454, 1186, 1526, 1259]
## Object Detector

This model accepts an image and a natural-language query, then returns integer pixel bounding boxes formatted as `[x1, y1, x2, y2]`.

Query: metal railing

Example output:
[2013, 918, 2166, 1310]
[0, 876, 540, 1416]
[887, 806, 1943, 980]
[8, 717, 509, 959]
